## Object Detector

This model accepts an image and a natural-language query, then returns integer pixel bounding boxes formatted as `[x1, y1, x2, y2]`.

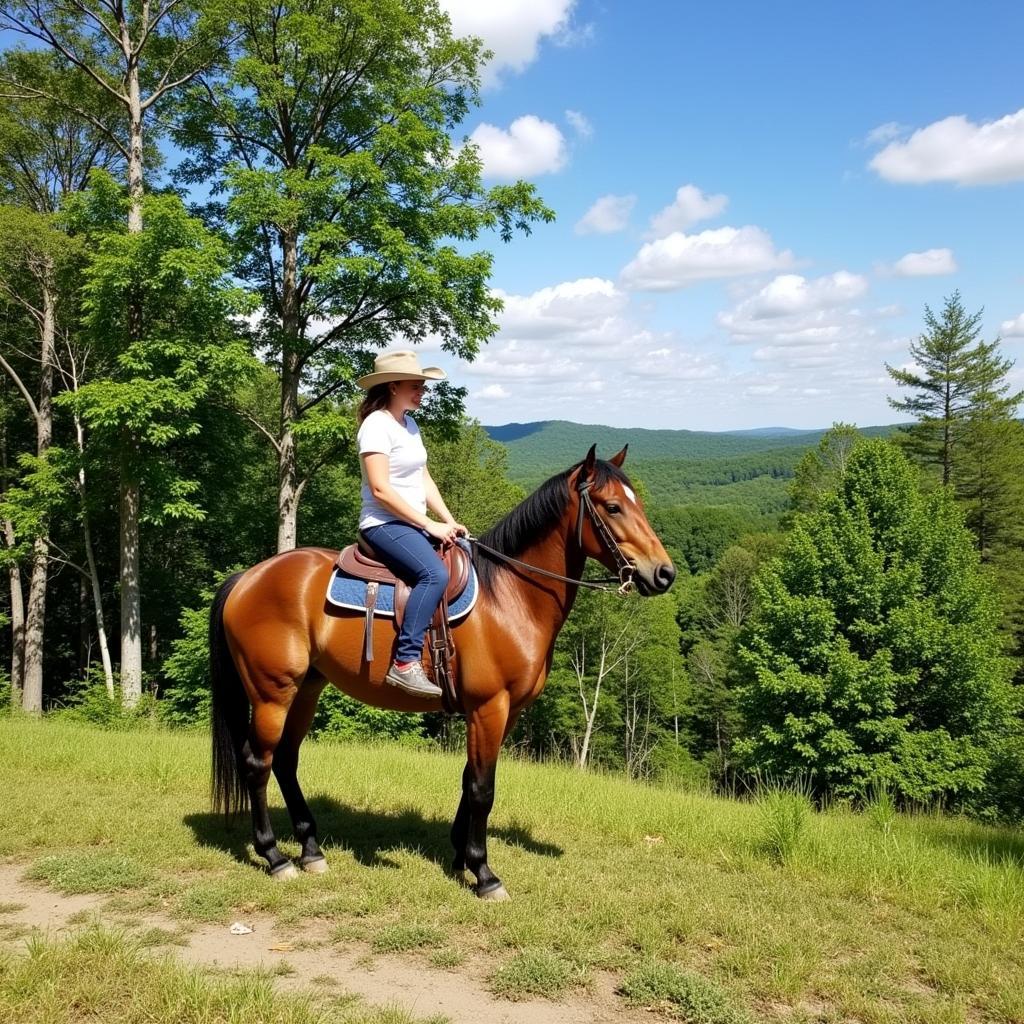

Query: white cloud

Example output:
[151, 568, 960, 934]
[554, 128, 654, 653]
[575, 194, 636, 235]
[620, 226, 794, 292]
[440, 0, 577, 86]
[468, 116, 567, 178]
[477, 383, 510, 400]
[1001, 313, 1024, 337]
[648, 184, 728, 237]
[870, 107, 1024, 185]
[496, 277, 630, 339]
[565, 109, 593, 139]
[888, 248, 958, 277]
[719, 272, 869, 329]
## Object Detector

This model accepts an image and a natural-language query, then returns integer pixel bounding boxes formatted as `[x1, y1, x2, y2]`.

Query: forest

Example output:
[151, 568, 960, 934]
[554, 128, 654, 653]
[2, 0, 1023, 825]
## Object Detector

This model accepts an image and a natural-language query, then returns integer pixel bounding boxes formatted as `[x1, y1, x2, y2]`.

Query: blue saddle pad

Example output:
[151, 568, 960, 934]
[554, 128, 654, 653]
[326, 561, 479, 622]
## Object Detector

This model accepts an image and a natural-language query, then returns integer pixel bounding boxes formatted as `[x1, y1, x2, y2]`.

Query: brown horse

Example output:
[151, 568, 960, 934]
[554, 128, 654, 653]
[210, 445, 675, 899]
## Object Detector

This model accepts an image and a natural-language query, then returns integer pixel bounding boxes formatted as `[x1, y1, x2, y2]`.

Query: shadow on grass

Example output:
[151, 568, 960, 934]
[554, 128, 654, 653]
[184, 796, 563, 874]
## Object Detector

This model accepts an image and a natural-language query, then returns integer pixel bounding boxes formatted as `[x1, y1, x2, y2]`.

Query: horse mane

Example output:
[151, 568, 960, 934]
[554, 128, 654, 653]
[474, 458, 633, 594]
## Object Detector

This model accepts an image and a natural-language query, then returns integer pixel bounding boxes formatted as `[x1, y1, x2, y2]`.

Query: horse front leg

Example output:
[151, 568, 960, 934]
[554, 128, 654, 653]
[456, 694, 514, 900]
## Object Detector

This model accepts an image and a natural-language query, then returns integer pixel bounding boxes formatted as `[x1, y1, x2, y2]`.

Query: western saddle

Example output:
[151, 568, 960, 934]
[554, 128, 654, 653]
[334, 536, 472, 715]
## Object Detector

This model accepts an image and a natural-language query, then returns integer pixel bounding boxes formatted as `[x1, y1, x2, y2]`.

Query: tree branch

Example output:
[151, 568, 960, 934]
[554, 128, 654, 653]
[0, 352, 40, 425]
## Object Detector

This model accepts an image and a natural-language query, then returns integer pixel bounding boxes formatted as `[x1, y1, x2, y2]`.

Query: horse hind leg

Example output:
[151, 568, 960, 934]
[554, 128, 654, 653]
[240, 681, 301, 879]
[273, 675, 329, 873]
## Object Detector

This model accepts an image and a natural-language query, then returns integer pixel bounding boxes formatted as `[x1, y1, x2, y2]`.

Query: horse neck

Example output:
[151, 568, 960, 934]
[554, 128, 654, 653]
[483, 522, 587, 635]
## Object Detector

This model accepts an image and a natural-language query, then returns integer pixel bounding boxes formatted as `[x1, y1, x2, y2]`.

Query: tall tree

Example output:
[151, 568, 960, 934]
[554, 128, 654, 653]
[886, 292, 987, 486]
[175, 0, 553, 550]
[1, 0, 231, 701]
[738, 439, 1014, 803]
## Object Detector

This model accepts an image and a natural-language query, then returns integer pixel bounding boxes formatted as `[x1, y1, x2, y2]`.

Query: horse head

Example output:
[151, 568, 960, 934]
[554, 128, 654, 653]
[571, 444, 676, 596]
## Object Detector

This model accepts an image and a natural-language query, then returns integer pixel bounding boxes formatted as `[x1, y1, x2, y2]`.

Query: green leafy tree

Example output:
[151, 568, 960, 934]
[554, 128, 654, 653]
[59, 174, 256, 704]
[737, 439, 1015, 803]
[788, 422, 861, 515]
[174, 0, 554, 550]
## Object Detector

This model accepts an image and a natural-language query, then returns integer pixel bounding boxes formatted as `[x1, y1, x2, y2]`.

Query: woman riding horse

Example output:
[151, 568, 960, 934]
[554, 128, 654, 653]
[211, 388, 676, 898]
[354, 350, 468, 699]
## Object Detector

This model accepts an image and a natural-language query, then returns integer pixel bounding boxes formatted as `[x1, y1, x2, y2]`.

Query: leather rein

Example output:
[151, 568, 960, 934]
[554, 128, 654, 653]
[468, 477, 637, 596]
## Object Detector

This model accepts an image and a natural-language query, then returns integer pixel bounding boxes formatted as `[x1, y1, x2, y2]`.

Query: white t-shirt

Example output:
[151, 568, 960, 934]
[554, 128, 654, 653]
[357, 409, 428, 529]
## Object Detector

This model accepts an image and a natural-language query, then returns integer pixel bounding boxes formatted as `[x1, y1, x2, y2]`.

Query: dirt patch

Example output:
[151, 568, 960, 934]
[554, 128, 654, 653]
[0, 864, 640, 1024]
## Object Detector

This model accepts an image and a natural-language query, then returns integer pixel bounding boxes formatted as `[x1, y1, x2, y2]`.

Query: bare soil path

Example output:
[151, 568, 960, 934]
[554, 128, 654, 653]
[0, 863, 644, 1024]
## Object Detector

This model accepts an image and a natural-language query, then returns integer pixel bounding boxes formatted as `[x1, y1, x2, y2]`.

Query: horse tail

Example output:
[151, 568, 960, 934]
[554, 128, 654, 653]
[210, 571, 248, 819]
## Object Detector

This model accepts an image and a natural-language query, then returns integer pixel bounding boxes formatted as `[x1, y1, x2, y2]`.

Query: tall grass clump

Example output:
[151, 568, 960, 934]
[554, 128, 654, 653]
[754, 782, 813, 864]
[865, 779, 898, 838]
[620, 961, 751, 1023]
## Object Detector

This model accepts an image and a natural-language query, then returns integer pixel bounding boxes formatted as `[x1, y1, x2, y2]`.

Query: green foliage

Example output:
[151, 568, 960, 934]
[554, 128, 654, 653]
[620, 961, 751, 1023]
[738, 439, 1016, 803]
[59, 174, 258, 522]
[420, 419, 525, 535]
[311, 687, 427, 744]
[53, 666, 158, 729]
[788, 422, 862, 515]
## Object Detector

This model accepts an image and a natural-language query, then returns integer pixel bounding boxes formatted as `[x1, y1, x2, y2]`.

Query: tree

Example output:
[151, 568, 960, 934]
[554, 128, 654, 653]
[175, 0, 553, 550]
[789, 422, 861, 515]
[60, 174, 255, 704]
[737, 439, 1015, 803]
[886, 292, 987, 486]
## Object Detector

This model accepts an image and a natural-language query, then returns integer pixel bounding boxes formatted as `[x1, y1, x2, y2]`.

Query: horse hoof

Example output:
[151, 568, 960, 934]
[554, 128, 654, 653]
[301, 857, 329, 874]
[271, 862, 299, 881]
[477, 883, 510, 902]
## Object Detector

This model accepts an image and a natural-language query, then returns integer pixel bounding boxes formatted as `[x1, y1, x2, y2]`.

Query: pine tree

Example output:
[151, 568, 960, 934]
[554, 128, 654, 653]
[886, 292, 986, 486]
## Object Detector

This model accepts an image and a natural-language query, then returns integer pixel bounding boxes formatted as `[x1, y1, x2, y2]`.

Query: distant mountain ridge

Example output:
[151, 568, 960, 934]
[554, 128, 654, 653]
[483, 419, 896, 487]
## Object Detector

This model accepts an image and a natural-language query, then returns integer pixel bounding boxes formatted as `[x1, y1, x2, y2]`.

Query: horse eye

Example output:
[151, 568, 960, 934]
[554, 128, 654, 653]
[606, 503, 621, 515]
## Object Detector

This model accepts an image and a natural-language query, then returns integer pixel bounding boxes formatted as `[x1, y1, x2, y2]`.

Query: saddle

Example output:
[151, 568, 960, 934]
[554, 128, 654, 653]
[334, 536, 472, 715]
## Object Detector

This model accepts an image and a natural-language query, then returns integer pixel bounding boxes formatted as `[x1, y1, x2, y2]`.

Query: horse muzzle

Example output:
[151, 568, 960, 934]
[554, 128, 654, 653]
[633, 561, 676, 596]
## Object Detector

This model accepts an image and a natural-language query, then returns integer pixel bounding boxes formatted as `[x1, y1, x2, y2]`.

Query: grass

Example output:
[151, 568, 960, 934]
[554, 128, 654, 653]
[620, 960, 751, 1023]
[0, 926, 440, 1024]
[1, 717, 1023, 1023]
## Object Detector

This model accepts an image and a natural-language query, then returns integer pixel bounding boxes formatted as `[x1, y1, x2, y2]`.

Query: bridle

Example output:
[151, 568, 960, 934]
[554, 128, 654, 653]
[469, 473, 637, 595]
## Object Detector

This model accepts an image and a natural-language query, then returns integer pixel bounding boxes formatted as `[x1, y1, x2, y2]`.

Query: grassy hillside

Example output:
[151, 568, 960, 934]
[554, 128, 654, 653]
[2, 718, 1022, 1024]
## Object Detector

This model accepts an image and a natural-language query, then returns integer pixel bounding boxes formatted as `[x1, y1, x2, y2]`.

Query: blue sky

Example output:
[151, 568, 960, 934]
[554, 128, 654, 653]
[435, 0, 1024, 430]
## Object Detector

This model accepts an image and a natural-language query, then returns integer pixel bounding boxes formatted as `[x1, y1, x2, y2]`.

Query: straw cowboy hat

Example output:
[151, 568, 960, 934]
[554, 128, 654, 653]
[356, 350, 447, 389]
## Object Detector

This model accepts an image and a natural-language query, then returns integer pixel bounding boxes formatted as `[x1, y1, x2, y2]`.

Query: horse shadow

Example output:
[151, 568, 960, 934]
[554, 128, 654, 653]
[184, 796, 563, 874]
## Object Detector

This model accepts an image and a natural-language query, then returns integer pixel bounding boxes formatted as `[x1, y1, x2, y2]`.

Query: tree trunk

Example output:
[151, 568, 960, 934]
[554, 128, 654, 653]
[118, 55, 145, 700]
[277, 228, 302, 552]
[120, 451, 142, 706]
[21, 273, 56, 714]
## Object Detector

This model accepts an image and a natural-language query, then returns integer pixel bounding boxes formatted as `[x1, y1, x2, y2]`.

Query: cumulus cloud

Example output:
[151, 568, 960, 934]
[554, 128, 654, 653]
[575, 194, 636, 235]
[648, 184, 728, 237]
[440, 0, 577, 85]
[565, 109, 593, 139]
[620, 226, 794, 292]
[477, 383, 510, 400]
[870, 107, 1024, 185]
[1001, 314, 1024, 337]
[495, 277, 630, 339]
[454, 277, 721, 424]
[719, 272, 869, 330]
[468, 116, 567, 178]
[888, 248, 958, 277]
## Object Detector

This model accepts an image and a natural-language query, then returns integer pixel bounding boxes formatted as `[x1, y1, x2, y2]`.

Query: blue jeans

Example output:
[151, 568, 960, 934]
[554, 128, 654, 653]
[361, 521, 449, 663]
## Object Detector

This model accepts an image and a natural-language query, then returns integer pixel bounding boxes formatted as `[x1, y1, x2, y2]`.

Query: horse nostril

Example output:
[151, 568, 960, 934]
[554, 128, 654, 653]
[655, 563, 676, 590]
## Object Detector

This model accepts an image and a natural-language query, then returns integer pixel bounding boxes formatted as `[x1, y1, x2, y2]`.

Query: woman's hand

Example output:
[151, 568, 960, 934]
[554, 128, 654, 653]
[425, 520, 461, 546]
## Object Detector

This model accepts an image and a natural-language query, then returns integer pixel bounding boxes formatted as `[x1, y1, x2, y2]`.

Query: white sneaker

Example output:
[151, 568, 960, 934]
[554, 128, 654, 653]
[385, 661, 442, 698]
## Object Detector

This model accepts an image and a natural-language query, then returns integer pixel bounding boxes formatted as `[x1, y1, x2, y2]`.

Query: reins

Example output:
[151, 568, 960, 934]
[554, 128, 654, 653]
[469, 475, 636, 596]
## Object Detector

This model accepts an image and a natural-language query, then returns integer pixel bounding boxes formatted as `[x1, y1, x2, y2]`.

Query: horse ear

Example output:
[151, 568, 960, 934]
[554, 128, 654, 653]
[609, 444, 628, 467]
[583, 444, 597, 477]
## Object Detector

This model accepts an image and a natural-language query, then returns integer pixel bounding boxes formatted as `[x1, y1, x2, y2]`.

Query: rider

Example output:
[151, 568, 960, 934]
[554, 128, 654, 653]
[356, 350, 469, 698]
